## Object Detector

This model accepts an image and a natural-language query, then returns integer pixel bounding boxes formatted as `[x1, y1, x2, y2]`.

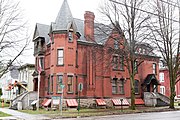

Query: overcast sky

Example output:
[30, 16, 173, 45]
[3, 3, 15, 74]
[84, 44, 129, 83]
[20, 0, 102, 28]
[18, 0, 102, 64]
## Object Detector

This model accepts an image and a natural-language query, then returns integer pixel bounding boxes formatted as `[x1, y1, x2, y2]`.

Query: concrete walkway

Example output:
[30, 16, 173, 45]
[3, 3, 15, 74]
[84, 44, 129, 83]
[0, 108, 50, 120]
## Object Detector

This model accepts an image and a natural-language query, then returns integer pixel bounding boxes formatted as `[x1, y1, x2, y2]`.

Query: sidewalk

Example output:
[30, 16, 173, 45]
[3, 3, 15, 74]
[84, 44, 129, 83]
[0, 108, 50, 120]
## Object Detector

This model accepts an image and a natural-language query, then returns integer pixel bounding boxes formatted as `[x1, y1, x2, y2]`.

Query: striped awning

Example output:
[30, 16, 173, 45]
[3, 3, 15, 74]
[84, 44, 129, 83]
[31, 100, 38, 105]
[66, 99, 78, 107]
[42, 99, 51, 107]
[96, 99, 106, 106]
[135, 98, 145, 105]
[112, 99, 129, 106]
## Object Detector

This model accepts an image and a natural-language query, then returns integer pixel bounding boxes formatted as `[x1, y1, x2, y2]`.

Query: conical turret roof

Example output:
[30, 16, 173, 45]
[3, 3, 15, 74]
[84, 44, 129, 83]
[53, 0, 76, 31]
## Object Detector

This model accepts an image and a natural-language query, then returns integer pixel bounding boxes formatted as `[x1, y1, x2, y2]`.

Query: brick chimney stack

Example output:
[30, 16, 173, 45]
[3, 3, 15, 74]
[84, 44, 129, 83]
[84, 11, 95, 41]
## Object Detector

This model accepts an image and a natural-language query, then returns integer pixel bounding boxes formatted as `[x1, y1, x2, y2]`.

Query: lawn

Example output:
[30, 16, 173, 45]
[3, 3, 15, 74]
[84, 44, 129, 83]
[19, 105, 180, 119]
[20, 108, 141, 119]
[0, 111, 11, 117]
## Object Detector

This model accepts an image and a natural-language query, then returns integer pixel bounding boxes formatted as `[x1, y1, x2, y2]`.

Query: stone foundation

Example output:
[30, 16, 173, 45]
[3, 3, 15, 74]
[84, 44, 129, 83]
[40, 98, 130, 109]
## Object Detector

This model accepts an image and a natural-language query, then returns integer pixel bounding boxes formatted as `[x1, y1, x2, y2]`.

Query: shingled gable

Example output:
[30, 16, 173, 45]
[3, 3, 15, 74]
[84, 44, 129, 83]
[33, 23, 50, 44]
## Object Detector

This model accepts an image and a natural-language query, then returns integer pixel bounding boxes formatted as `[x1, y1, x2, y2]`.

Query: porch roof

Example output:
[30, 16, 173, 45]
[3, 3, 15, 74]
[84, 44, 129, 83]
[142, 74, 160, 86]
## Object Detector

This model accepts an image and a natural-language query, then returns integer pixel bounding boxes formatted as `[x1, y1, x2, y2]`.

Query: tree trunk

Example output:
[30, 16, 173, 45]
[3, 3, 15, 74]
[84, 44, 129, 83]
[130, 76, 135, 110]
[169, 71, 175, 109]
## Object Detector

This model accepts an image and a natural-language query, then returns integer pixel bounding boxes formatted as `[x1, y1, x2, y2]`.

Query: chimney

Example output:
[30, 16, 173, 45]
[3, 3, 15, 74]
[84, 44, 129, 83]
[84, 11, 95, 41]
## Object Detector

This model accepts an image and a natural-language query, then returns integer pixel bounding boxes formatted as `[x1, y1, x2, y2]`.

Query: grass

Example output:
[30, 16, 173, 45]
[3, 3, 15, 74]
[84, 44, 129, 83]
[19, 105, 180, 119]
[20, 107, 143, 119]
[0, 111, 11, 117]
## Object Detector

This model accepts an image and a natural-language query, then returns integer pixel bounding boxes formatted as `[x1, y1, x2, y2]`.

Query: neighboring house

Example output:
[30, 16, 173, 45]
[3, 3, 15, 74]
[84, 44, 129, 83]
[159, 67, 170, 96]
[0, 66, 19, 101]
[32, 0, 160, 104]
[18, 64, 35, 94]
[159, 60, 180, 98]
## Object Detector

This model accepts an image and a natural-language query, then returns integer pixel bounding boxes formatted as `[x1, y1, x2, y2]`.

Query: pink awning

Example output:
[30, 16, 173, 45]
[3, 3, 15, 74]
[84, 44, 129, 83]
[112, 99, 129, 106]
[66, 99, 78, 107]
[42, 99, 51, 107]
[96, 99, 106, 106]
[135, 98, 145, 105]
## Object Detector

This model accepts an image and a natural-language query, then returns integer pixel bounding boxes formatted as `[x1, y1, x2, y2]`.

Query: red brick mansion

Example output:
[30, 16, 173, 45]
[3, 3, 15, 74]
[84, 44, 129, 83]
[32, 0, 160, 105]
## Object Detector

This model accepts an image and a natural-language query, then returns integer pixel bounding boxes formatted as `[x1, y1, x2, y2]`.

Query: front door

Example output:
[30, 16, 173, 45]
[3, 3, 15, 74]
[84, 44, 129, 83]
[33, 78, 38, 91]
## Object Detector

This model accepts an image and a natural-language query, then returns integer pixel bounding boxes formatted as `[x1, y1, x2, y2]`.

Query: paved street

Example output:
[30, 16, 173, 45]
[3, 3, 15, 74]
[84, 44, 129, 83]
[0, 108, 50, 120]
[63, 110, 180, 120]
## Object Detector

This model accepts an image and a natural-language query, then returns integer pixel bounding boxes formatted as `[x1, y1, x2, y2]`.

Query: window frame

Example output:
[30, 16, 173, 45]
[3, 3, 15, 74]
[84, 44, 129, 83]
[56, 75, 63, 93]
[114, 40, 119, 49]
[159, 72, 164, 82]
[68, 31, 73, 42]
[119, 56, 124, 71]
[39, 56, 44, 71]
[134, 61, 138, 73]
[113, 56, 118, 70]
[57, 49, 64, 66]
[160, 86, 165, 95]
[153, 63, 157, 74]
[50, 75, 53, 93]
[67, 75, 73, 93]
[119, 79, 124, 94]
[112, 78, 118, 94]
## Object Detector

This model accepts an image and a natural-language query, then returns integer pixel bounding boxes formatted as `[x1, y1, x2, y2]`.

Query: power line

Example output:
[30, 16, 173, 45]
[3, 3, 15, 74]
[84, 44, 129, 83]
[109, 0, 179, 23]
[159, 0, 180, 9]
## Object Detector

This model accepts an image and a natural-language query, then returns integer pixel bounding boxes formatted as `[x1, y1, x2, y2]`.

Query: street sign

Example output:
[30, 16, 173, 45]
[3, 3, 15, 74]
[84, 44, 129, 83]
[78, 83, 83, 92]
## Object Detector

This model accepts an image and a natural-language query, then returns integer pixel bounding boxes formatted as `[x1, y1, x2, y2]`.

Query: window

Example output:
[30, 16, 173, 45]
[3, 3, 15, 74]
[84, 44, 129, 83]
[48, 75, 53, 93]
[159, 73, 164, 82]
[39, 57, 44, 70]
[153, 63, 157, 74]
[135, 80, 139, 94]
[119, 56, 124, 70]
[57, 49, 64, 65]
[76, 50, 78, 67]
[112, 78, 124, 94]
[113, 56, 118, 69]
[119, 79, 124, 94]
[114, 40, 119, 49]
[160, 86, 165, 95]
[67, 75, 73, 93]
[68, 31, 73, 41]
[57, 75, 63, 93]
[112, 78, 118, 94]
[134, 61, 138, 73]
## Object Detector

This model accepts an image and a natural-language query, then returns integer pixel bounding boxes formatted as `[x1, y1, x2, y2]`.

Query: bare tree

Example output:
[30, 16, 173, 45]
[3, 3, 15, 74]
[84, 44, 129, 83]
[148, 0, 180, 109]
[97, 0, 152, 110]
[0, 0, 30, 78]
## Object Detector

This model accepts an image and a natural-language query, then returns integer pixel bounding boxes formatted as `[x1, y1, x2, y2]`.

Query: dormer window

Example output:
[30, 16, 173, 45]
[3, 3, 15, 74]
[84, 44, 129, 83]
[114, 40, 119, 49]
[68, 30, 73, 42]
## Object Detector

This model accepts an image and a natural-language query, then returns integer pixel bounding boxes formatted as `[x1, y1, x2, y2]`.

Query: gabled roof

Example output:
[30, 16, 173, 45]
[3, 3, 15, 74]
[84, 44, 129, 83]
[142, 74, 160, 85]
[53, 0, 77, 31]
[33, 23, 50, 44]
